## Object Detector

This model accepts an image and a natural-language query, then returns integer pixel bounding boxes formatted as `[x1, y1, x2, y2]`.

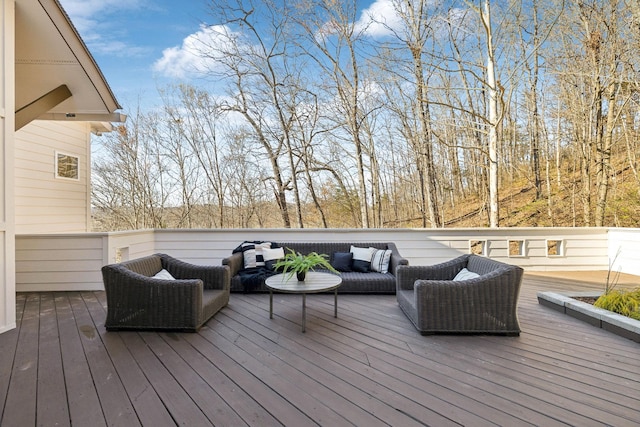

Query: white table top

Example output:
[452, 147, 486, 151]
[265, 271, 342, 293]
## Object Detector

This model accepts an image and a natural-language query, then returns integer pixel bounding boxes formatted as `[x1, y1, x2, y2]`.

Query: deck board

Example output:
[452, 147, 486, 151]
[1, 272, 639, 426]
[54, 293, 107, 427]
[3, 294, 39, 426]
[67, 292, 141, 427]
[36, 293, 69, 426]
[0, 295, 23, 423]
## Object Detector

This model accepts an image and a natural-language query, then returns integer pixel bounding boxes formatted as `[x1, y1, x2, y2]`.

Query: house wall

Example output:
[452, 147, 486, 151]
[607, 228, 640, 276]
[0, 0, 16, 333]
[15, 230, 156, 292]
[152, 228, 611, 270]
[14, 120, 91, 233]
[15, 227, 618, 292]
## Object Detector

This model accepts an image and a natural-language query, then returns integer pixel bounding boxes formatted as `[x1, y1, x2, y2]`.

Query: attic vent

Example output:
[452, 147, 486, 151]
[16, 59, 79, 66]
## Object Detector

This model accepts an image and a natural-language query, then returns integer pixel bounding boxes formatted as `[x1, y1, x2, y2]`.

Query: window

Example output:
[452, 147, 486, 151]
[546, 239, 563, 257]
[508, 239, 525, 257]
[469, 240, 486, 256]
[55, 151, 79, 180]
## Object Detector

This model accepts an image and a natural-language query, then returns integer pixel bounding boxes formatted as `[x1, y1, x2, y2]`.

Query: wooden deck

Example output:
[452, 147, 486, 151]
[1, 272, 639, 426]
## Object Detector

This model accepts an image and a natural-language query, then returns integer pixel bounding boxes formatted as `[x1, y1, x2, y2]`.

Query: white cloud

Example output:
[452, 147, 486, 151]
[313, 0, 403, 41]
[153, 25, 237, 79]
[355, 0, 404, 37]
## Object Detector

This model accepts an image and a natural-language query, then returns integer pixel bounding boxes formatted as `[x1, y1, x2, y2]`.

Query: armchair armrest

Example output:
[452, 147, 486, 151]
[158, 253, 230, 291]
[222, 252, 244, 276]
[386, 242, 408, 275]
[396, 255, 470, 290]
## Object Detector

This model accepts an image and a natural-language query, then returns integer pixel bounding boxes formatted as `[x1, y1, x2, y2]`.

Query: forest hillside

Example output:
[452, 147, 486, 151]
[91, 1, 640, 231]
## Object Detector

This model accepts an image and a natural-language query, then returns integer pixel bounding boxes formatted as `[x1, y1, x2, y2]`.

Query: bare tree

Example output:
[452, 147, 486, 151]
[160, 84, 231, 227]
[200, 0, 307, 228]
[92, 106, 170, 230]
[294, 0, 378, 228]
[374, 0, 444, 227]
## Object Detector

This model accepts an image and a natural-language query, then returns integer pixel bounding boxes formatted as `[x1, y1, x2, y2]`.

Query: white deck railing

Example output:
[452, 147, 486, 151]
[15, 227, 640, 292]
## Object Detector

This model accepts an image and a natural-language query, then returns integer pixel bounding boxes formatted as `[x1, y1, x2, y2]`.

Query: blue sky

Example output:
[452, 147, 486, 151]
[59, 0, 217, 111]
[58, 0, 406, 114]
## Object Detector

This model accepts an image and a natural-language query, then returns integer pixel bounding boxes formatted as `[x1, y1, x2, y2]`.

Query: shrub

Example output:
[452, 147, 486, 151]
[594, 289, 640, 320]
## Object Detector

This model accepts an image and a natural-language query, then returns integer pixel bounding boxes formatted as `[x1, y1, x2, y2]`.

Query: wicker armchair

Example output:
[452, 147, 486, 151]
[396, 254, 523, 335]
[102, 253, 230, 332]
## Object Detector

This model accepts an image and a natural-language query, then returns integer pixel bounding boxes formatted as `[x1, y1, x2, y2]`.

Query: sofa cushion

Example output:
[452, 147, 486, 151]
[331, 252, 353, 272]
[239, 241, 272, 269]
[350, 246, 375, 272]
[338, 272, 396, 293]
[370, 248, 392, 273]
[262, 247, 285, 271]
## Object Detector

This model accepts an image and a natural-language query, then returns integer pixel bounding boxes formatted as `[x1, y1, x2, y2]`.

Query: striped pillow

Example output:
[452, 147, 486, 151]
[370, 248, 392, 273]
[240, 241, 272, 269]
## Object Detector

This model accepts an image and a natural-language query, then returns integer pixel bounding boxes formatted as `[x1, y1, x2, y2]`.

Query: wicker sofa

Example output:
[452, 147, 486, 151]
[102, 253, 230, 332]
[222, 242, 408, 293]
[396, 254, 523, 335]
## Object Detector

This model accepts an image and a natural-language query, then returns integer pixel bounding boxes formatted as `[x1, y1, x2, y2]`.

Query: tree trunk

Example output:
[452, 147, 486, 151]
[482, 1, 500, 228]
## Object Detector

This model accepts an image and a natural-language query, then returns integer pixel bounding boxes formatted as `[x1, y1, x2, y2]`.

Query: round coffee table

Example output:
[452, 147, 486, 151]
[265, 271, 342, 332]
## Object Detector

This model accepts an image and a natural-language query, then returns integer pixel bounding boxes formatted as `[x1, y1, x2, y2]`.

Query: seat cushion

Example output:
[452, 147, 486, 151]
[338, 272, 396, 293]
[201, 289, 230, 327]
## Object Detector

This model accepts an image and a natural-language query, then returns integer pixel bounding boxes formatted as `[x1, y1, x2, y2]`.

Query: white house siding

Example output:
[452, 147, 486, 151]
[14, 120, 90, 233]
[152, 228, 611, 270]
[17, 227, 634, 293]
[15, 230, 155, 292]
[607, 228, 640, 276]
[16, 234, 106, 291]
[106, 229, 156, 263]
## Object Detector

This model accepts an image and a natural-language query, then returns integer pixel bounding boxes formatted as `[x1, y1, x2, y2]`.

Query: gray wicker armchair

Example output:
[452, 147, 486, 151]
[102, 253, 230, 332]
[396, 254, 523, 335]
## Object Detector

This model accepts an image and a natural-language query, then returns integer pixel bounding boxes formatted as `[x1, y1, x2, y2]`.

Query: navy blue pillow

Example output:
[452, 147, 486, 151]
[351, 259, 370, 273]
[331, 252, 353, 272]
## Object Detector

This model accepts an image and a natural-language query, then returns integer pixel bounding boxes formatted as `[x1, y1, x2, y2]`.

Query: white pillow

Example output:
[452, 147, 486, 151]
[262, 247, 285, 261]
[453, 268, 480, 281]
[350, 245, 375, 260]
[370, 248, 392, 273]
[152, 269, 175, 280]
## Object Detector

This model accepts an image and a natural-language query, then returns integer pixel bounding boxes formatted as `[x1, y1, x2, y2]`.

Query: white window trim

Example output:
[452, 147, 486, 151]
[469, 239, 487, 256]
[546, 239, 564, 257]
[508, 239, 526, 257]
[55, 150, 80, 181]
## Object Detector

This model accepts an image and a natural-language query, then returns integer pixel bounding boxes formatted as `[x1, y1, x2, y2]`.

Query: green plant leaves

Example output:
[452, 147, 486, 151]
[594, 288, 640, 320]
[273, 249, 339, 280]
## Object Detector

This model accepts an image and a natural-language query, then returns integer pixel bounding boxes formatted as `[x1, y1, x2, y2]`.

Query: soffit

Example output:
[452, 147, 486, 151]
[15, 0, 122, 123]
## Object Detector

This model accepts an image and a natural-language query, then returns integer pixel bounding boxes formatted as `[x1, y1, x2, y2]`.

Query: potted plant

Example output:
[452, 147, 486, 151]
[274, 249, 339, 281]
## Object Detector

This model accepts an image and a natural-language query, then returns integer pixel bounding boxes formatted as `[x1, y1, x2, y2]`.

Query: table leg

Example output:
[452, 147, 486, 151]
[269, 290, 273, 319]
[334, 288, 338, 318]
[302, 293, 306, 333]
